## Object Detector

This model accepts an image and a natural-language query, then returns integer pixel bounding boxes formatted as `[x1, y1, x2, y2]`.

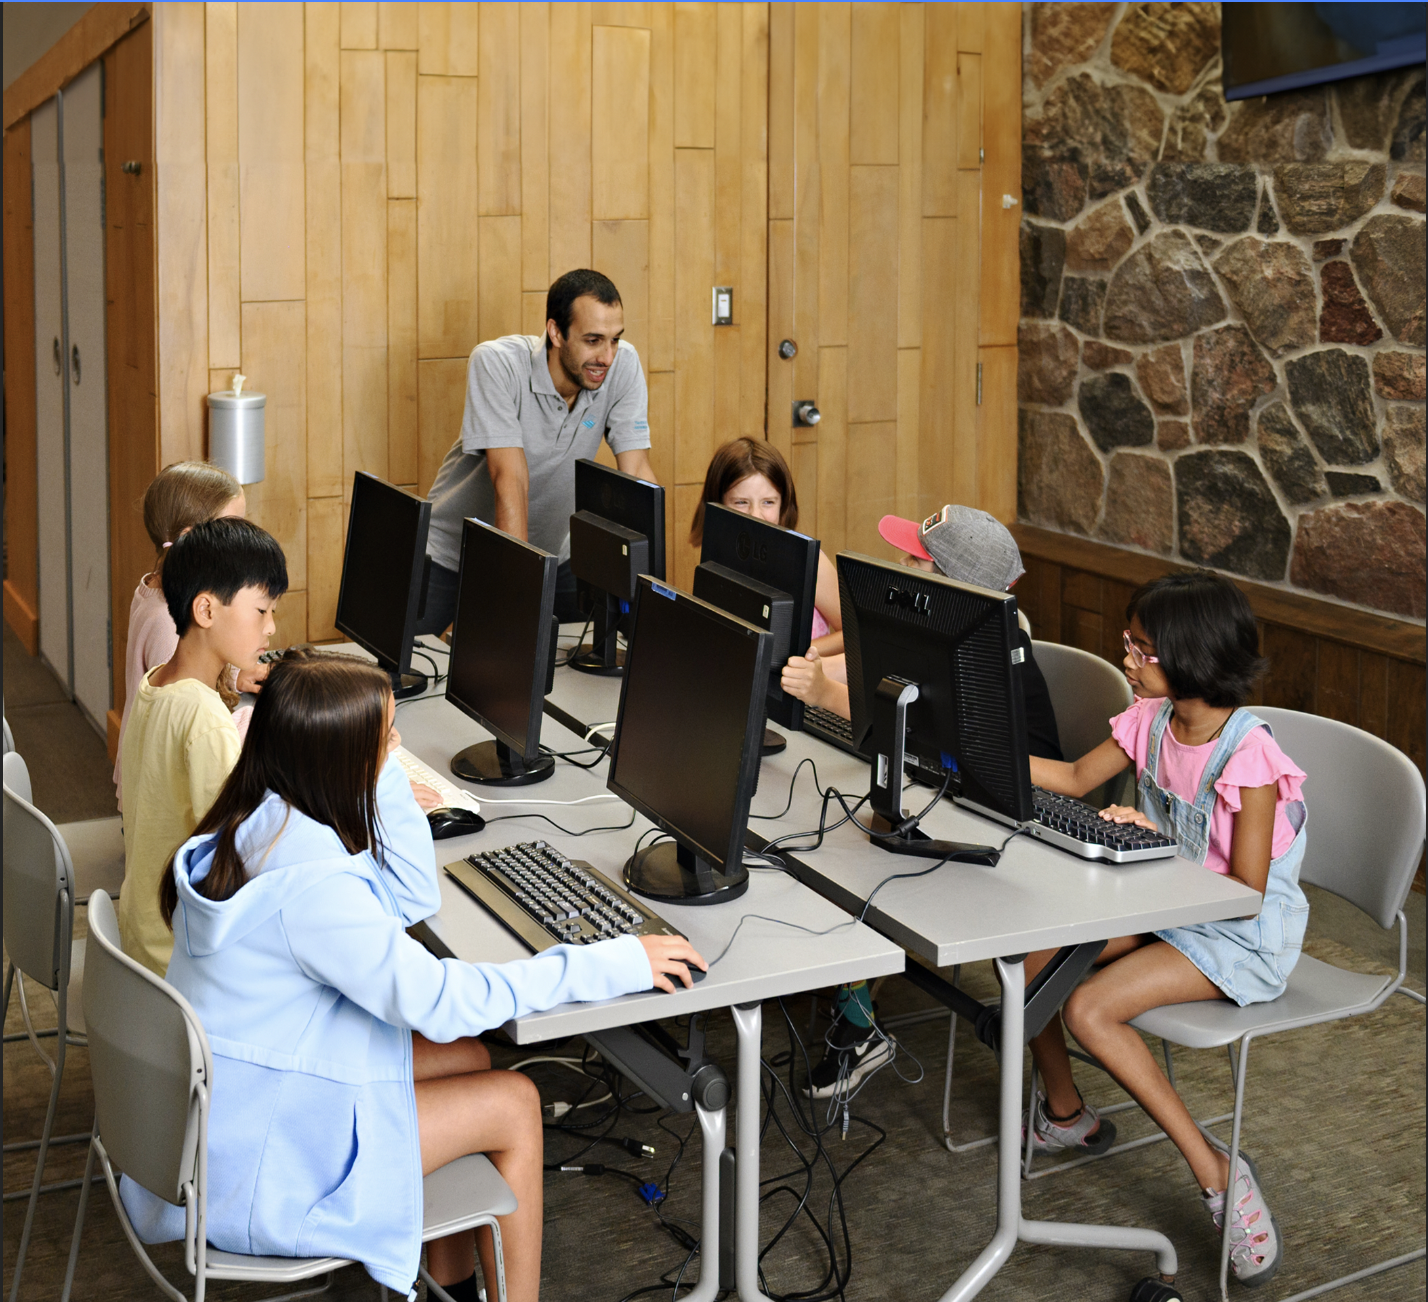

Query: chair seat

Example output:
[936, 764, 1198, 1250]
[423, 1152, 518, 1240]
[55, 816, 124, 902]
[1131, 955, 1395, 1049]
[203, 1249, 352, 1282]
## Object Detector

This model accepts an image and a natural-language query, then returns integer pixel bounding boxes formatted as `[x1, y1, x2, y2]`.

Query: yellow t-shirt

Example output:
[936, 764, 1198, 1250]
[119, 667, 241, 976]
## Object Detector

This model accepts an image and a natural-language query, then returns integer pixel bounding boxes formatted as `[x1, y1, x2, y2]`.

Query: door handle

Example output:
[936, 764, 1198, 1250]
[53, 337, 62, 375]
[71, 345, 81, 385]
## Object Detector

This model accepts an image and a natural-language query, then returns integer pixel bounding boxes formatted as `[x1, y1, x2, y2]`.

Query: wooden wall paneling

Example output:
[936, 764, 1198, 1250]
[978, 3, 1020, 347]
[921, 3, 957, 218]
[897, 3, 923, 350]
[917, 216, 954, 522]
[849, 3, 898, 166]
[154, 2, 210, 465]
[592, 24, 651, 221]
[767, 2, 793, 222]
[341, 50, 389, 483]
[417, 358, 469, 497]
[416, 74, 479, 357]
[548, 4, 592, 276]
[957, 1, 985, 52]
[1061, 567, 1101, 615]
[341, 2, 378, 49]
[388, 198, 419, 483]
[1315, 639, 1360, 725]
[1261, 624, 1317, 712]
[791, 3, 820, 407]
[712, 3, 744, 439]
[520, 3, 550, 293]
[955, 51, 982, 171]
[846, 420, 897, 556]
[816, 345, 848, 554]
[646, 3, 675, 371]
[307, 494, 345, 640]
[1098, 578, 1135, 665]
[1068, 606, 1102, 657]
[1358, 651, 1389, 739]
[379, 1, 418, 49]
[847, 165, 898, 424]
[273, 591, 309, 651]
[977, 345, 1017, 521]
[673, 147, 715, 485]
[767, 217, 794, 464]
[593, 4, 653, 28]
[895, 346, 920, 520]
[522, 292, 546, 336]
[3, 119, 39, 652]
[671, 483, 703, 592]
[673, 3, 716, 148]
[238, 4, 306, 304]
[815, 4, 849, 349]
[646, 368, 676, 507]
[241, 301, 308, 593]
[478, 2, 522, 216]
[739, 2, 769, 441]
[419, 3, 481, 75]
[479, 215, 524, 341]
[1386, 657, 1427, 776]
[592, 219, 650, 372]
[386, 50, 417, 197]
[792, 440, 818, 540]
[205, 3, 240, 370]
[950, 168, 981, 506]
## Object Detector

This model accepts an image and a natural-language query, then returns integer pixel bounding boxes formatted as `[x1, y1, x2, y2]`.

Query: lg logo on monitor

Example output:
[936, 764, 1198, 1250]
[735, 531, 768, 565]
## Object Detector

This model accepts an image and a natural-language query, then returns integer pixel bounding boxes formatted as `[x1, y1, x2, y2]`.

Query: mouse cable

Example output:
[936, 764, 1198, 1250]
[474, 792, 620, 807]
[483, 806, 637, 837]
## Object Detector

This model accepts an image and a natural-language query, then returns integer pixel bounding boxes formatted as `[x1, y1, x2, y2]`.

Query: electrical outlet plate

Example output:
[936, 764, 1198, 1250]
[712, 287, 733, 326]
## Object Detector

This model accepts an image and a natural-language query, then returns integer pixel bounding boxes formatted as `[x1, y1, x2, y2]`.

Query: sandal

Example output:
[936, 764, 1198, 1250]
[1203, 1156, 1282, 1287]
[1027, 1088, 1117, 1156]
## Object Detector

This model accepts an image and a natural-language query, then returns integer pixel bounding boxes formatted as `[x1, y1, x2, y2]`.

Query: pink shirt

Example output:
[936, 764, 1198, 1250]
[1110, 697, 1306, 876]
[810, 606, 830, 642]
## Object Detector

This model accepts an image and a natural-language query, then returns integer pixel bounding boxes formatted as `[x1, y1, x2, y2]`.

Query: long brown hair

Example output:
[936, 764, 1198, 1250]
[689, 438, 800, 547]
[159, 650, 393, 926]
[144, 461, 243, 578]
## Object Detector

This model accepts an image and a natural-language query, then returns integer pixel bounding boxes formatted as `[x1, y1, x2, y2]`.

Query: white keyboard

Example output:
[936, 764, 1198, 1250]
[390, 746, 482, 814]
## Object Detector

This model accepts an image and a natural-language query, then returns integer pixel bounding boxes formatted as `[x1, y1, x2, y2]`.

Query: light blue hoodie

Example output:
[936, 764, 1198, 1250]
[120, 757, 652, 1297]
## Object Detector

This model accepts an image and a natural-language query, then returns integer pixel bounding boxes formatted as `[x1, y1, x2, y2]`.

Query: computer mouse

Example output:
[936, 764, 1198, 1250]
[427, 807, 486, 839]
[664, 964, 707, 991]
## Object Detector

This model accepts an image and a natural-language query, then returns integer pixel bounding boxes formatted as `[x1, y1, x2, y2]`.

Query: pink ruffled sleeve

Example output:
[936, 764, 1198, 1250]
[1108, 696, 1162, 769]
[1213, 727, 1307, 813]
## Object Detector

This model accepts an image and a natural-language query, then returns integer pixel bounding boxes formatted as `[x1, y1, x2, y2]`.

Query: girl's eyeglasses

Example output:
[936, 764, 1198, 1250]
[1123, 629, 1159, 668]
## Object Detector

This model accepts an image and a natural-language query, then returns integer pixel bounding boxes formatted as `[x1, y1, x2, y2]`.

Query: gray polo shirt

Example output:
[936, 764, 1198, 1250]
[426, 334, 651, 569]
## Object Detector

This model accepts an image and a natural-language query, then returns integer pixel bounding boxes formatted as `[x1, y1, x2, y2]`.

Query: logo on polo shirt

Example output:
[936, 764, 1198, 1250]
[582, 418, 596, 429]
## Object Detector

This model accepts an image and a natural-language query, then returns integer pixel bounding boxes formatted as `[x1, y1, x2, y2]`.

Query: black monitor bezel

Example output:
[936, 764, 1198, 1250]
[573, 457, 666, 580]
[334, 472, 431, 676]
[445, 517, 558, 762]
[606, 577, 773, 876]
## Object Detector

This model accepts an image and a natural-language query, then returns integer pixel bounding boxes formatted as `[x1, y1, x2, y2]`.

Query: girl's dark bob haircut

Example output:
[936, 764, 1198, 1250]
[1127, 570, 1267, 709]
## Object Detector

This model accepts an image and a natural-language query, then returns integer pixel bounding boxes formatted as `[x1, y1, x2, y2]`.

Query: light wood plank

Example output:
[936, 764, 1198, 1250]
[791, 2, 820, 403]
[592, 3, 651, 26]
[977, 344, 1017, 522]
[897, 3, 923, 349]
[306, 3, 344, 499]
[816, 3, 850, 348]
[593, 25, 651, 220]
[417, 358, 468, 496]
[739, 1, 769, 440]
[205, 3, 239, 369]
[592, 220, 650, 375]
[418, 2, 480, 74]
[307, 496, 346, 639]
[520, 2, 550, 291]
[847, 165, 898, 424]
[417, 74, 479, 356]
[850, 3, 898, 165]
[957, 1, 984, 53]
[274, 589, 309, 649]
[957, 51, 982, 171]
[767, 217, 794, 465]
[479, 215, 523, 341]
[479, 2, 522, 215]
[846, 420, 897, 556]
[816, 345, 847, 554]
[522, 291, 547, 336]
[768, 1, 793, 221]
[791, 440, 817, 540]
[896, 346, 920, 519]
[671, 482, 703, 591]
[979, 3, 1020, 347]
[240, 300, 308, 589]
[922, 2, 957, 217]
[673, 148, 714, 486]
[647, 368, 675, 497]
[379, 0, 418, 48]
[389, 199, 418, 483]
[386, 50, 417, 197]
[712, 3, 743, 439]
[674, 3, 716, 148]
[549, 3, 592, 275]
[918, 216, 954, 521]
[953, 168, 981, 507]
[648, 2, 675, 369]
[341, 2, 378, 48]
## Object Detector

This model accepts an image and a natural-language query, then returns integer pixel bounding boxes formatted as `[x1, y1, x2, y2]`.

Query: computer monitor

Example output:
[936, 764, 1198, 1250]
[445, 517, 559, 786]
[694, 503, 820, 749]
[607, 576, 773, 905]
[335, 472, 432, 700]
[568, 458, 665, 675]
[839, 552, 1031, 861]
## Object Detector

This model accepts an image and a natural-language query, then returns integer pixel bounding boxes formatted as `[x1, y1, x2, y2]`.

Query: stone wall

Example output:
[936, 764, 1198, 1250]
[1017, 2, 1427, 620]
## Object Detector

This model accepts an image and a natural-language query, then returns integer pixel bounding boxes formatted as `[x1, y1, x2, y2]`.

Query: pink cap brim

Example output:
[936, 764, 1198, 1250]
[877, 514, 931, 560]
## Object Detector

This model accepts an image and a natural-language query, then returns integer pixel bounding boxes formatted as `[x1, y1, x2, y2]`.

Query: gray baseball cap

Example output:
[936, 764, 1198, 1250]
[877, 505, 1025, 592]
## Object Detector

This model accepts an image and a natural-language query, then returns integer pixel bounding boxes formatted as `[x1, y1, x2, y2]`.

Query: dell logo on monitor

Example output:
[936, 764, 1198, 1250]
[885, 585, 931, 616]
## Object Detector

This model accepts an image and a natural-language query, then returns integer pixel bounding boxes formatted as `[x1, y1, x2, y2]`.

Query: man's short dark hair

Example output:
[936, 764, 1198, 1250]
[546, 269, 622, 339]
[163, 517, 289, 636]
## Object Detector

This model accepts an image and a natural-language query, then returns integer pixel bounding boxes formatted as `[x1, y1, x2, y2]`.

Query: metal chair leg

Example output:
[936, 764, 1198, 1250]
[7, 1012, 68, 1302]
[60, 1131, 99, 1302]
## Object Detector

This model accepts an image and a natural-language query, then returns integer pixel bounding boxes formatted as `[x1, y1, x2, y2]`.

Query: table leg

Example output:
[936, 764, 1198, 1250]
[678, 1101, 727, 1302]
[731, 1002, 774, 1302]
[937, 958, 1178, 1302]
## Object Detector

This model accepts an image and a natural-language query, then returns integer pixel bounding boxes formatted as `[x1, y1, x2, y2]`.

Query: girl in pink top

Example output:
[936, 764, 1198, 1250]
[1025, 571, 1307, 1287]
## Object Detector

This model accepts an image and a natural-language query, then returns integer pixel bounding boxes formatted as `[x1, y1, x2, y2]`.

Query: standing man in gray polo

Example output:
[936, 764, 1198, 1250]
[417, 268, 658, 632]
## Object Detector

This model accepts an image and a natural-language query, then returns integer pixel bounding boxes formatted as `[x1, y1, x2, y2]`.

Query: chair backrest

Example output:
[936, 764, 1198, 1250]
[84, 890, 212, 1210]
[3, 711, 14, 755]
[1251, 707, 1426, 929]
[1030, 641, 1133, 761]
[2, 752, 74, 991]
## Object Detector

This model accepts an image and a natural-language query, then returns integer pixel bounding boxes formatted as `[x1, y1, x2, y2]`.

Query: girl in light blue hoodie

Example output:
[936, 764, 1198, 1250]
[125, 650, 705, 1302]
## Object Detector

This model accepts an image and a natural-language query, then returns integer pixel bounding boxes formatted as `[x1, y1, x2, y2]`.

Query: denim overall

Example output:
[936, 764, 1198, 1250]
[1137, 701, 1309, 1007]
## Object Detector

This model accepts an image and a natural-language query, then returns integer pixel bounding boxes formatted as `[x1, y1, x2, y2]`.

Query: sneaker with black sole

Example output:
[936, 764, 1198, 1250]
[804, 1017, 894, 1099]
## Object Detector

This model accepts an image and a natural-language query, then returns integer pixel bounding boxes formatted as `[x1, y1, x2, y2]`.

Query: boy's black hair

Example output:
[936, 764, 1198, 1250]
[1126, 570, 1267, 709]
[162, 517, 289, 636]
[546, 269, 622, 339]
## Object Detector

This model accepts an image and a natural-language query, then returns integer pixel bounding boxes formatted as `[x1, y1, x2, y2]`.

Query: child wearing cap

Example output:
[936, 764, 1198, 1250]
[790, 506, 1065, 1099]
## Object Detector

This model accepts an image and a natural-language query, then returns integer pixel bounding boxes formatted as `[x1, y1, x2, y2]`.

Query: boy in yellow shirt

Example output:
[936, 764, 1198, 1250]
[119, 517, 287, 975]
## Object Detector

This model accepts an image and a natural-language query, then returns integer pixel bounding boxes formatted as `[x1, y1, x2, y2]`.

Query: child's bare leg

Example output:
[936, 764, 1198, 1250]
[1062, 941, 1232, 1192]
[414, 1035, 544, 1301]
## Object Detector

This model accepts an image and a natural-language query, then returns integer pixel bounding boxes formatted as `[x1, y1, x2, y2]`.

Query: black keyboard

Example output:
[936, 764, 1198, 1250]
[444, 841, 686, 952]
[1027, 787, 1178, 863]
[802, 704, 862, 755]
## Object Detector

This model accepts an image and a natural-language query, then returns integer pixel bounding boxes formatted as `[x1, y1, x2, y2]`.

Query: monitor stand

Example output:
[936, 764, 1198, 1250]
[390, 669, 428, 700]
[624, 840, 749, 906]
[450, 739, 555, 787]
[569, 592, 625, 676]
[761, 726, 786, 755]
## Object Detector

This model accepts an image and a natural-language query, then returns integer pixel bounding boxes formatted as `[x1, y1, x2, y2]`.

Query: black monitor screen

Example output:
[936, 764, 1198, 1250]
[840, 553, 1033, 824]
[446, 519, 557, 760]
[698, 503, 819, 729]
[334, 473, 431, 674]
[608, 579, 771, 874]
[574, 458, 665, 579]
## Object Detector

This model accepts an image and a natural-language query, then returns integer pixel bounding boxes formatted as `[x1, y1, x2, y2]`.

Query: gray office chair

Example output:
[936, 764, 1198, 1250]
[2, 751, 90, 1302]
[63, 891, 518, 1302]
[2, 709, 14, 755]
